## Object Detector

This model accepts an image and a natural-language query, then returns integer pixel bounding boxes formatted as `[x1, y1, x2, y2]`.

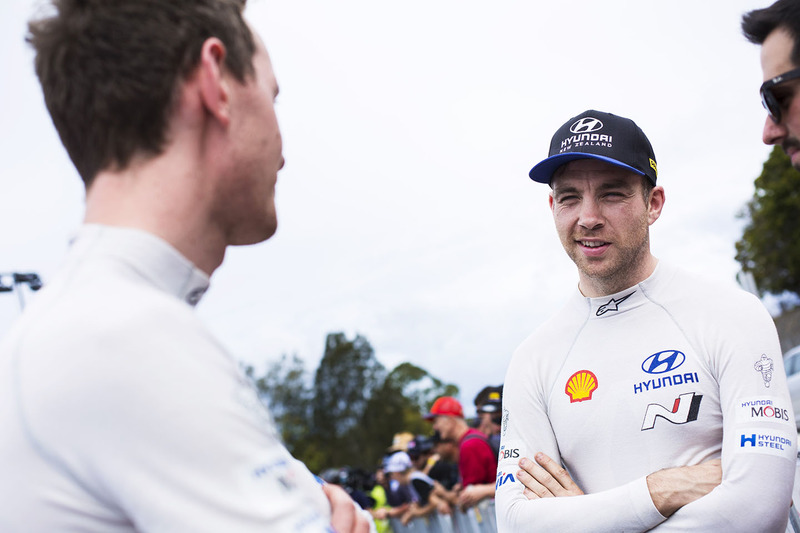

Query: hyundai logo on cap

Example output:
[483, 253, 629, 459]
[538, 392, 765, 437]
[528, 109, 658, 187]
[570, 117, 603, 134]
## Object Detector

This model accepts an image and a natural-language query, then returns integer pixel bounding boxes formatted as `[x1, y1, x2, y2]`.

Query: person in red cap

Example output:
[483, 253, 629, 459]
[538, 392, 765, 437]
[424, 396, 497, 508]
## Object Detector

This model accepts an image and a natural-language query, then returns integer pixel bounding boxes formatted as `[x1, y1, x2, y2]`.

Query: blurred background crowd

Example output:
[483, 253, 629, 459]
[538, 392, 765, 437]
[317, 386, 503, 532]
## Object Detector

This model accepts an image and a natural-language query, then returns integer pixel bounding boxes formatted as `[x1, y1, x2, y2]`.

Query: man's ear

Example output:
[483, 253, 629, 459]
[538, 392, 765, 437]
[197, 38, 231, 127]
[647, 186, 665, 225]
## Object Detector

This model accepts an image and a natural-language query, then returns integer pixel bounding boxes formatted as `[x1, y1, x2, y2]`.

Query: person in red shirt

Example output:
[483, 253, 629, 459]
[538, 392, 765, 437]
[424, 396, 497, 508]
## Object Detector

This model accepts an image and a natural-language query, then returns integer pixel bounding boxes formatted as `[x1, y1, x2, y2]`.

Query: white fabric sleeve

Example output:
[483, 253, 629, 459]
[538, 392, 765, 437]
[19, 300, 334, 532]
[649, 295, 796, 532]
[495, 346, 666, 532]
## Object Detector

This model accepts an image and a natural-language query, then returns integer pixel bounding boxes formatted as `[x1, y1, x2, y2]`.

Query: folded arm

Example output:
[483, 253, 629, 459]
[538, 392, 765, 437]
[517, 452, 722, 516]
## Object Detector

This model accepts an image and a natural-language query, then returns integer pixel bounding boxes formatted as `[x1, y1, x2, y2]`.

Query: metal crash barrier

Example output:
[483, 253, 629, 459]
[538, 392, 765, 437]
[388, 500, 496, 533]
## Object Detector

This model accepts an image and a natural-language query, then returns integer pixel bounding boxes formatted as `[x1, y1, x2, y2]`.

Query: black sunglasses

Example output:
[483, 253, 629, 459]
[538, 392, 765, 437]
[760, 66, 800, 123]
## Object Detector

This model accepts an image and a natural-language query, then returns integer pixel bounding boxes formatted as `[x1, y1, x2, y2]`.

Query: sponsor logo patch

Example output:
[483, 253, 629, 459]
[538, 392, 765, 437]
[565, 370, 598, 403]
[570, 117, 604, 134]
[251, 457, 298, 491]
[495, 470, 516, 490]
[596, 292, 635, 316]
[642, 350, 686, 374]
[737, 427, 796, 460]
[641, 392, 702, 430]
[560, 117, 613, 152]
[634, 372, 699, 395]
[736, 397, 792, 425]
[754, 354, 774, 388]
[497, 438, 524, 466]
[498, 445, 520, 461]
[634, 350, 696, 395]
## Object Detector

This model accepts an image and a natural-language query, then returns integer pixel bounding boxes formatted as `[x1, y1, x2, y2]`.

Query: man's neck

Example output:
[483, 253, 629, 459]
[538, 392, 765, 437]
[578, 254, 658, 298]
[455, 424, 472, 442]
[84, 158, 226, 276]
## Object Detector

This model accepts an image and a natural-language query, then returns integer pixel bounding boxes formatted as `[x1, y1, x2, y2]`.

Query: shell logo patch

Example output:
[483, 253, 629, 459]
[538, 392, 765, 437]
[565, 370, 598, 403]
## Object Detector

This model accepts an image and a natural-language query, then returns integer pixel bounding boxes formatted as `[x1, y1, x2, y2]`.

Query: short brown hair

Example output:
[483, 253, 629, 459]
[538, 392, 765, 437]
[742, 0, 800, 65]
[27, 0, 256, 186]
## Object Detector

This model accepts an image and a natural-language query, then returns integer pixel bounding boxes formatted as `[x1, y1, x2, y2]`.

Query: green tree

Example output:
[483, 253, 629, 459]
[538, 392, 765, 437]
[736, 146, 800, 298]
[247, 332, 459, 472]
[310, 332, 386, 469]
[360, 362, 459, 467]
[387, 362, 460, 414]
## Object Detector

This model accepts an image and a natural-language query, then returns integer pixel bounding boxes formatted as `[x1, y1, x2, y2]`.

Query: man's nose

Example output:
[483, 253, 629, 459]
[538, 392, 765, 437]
[763, 114, 787, 146]
[578, 198, 604, 230]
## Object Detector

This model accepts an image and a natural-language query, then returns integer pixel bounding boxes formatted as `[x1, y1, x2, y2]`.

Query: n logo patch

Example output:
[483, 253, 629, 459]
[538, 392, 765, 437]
[641, 392, 702, 430]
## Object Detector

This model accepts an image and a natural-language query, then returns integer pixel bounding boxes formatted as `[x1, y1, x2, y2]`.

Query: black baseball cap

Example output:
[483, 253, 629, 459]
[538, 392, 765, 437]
[477, 399, 501, 414]
[407, 436, 434, 458]
[528, 110, 657, 186]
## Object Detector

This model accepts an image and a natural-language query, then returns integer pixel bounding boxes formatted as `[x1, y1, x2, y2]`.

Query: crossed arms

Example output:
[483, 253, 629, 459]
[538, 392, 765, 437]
[516, 452, 721, 518]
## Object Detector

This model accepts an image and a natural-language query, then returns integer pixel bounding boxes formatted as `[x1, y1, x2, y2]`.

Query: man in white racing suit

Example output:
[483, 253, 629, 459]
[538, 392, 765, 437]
[495, 109, 797, 532]
[0, 1, 369, 532]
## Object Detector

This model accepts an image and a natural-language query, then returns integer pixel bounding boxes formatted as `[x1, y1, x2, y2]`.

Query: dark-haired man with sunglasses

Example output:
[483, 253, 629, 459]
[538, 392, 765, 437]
[743, 0, 800, 168]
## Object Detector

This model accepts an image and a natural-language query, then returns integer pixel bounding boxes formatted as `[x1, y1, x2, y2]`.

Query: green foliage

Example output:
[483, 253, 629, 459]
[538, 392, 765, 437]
[360, 362, 452, 466]
[247, 332, 459, 473]
[311, 333, 386, 467]
[386, 362, 460, 412]
[736, 146, 800, 298]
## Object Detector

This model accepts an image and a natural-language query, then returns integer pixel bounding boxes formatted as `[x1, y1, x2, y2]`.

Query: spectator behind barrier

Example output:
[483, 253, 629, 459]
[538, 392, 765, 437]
[403, 435, 453, 521]
[367, 466, 391, 533]
[383, 451, 419, 520]
[425, 397, 497, 510]
[474, 386, 503, 457]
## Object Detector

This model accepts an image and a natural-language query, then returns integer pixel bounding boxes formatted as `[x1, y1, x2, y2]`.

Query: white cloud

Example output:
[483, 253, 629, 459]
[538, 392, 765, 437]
[0, 0, 775, 415]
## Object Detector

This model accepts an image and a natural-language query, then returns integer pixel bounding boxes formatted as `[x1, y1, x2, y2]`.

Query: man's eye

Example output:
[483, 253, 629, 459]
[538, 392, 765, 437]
[774, 89, 795, 108]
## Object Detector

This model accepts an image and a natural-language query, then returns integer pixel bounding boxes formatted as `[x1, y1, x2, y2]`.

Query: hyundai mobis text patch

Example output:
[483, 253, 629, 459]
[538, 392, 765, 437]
[735, 397, 793, 426]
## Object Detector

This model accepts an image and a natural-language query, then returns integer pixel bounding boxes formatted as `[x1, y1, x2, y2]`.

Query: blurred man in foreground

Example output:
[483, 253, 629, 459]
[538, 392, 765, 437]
[0, 1, 368, 531]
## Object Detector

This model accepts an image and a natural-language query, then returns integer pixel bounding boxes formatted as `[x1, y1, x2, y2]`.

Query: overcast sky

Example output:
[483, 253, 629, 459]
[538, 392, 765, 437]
[0, 0, 777, 418]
